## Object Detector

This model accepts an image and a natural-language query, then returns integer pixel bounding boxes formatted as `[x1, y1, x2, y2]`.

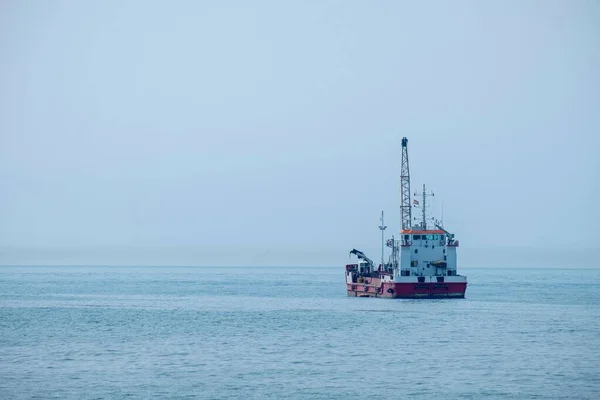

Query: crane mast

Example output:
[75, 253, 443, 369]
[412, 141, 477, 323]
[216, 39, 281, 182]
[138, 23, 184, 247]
[400, 137, 412, 231]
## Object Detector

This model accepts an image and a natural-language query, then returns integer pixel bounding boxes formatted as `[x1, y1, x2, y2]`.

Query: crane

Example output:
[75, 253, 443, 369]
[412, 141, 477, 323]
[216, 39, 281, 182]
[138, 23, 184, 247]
[349, 248, 376, 273]
[435, 223, 456, 245]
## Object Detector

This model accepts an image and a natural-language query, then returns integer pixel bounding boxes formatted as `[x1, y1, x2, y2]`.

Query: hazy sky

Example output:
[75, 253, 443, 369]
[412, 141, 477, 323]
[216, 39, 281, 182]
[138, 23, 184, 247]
[1, 1, 598, 265]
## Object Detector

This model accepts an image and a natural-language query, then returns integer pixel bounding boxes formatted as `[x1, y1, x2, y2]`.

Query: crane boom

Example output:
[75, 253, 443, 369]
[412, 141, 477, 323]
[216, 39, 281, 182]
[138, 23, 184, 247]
[435, 223, 456, 244]
[349, 249, 375, 269]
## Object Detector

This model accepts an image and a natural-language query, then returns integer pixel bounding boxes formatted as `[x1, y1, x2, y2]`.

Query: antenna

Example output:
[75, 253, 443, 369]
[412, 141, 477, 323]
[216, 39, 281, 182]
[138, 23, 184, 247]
[400, 137, 411, 231]
[441, 200, 444, 227]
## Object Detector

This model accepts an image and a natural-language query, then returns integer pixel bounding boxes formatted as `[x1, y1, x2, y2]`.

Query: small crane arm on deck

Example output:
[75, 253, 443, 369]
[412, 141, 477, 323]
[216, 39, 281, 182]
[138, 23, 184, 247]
[349, 249, 376, 271]
[435, 224, 456, 245]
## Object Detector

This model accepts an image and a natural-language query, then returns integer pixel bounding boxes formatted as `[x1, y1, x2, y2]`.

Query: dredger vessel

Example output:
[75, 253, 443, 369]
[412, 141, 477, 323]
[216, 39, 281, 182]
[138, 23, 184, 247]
[345, 137, 468, 298]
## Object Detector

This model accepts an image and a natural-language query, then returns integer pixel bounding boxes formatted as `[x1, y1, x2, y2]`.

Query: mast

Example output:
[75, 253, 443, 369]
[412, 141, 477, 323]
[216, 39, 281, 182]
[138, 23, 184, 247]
[400, 137, 411, 231]
[378, 211, 387, 269]
[419, 184, 435, 230]
[422, 184, 427, 229]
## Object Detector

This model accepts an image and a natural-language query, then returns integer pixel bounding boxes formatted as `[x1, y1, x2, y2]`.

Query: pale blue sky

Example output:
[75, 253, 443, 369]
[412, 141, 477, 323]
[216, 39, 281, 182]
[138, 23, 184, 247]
[1, 1, 598, 265]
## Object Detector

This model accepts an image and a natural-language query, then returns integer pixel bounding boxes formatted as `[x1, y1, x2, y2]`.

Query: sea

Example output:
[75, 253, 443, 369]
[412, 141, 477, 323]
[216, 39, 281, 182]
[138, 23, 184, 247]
[1, 266, 599, 399]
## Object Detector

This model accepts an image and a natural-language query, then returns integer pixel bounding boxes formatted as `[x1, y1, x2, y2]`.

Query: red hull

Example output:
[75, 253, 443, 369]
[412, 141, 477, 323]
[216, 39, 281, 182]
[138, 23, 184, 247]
[347, 281, 467, 299]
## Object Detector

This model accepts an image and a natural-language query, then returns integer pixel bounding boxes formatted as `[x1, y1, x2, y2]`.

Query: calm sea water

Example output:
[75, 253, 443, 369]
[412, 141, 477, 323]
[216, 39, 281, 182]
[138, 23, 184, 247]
[1, 266, 599, 399]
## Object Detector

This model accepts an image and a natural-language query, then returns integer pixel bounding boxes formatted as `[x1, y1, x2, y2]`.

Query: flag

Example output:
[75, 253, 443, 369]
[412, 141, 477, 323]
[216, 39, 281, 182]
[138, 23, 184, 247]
[413, 199, 419, 205]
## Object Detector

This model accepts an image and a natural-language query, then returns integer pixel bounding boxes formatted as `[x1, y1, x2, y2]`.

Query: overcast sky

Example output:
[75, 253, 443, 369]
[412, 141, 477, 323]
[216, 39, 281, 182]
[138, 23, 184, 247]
[1, 1, 598, 265]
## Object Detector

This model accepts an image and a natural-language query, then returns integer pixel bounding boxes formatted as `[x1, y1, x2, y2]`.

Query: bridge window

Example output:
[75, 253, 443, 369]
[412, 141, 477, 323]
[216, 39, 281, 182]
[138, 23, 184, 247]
[413, 235, 421, 240]
[404, 235, 409, 241]
[441, 235, 445, 241]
